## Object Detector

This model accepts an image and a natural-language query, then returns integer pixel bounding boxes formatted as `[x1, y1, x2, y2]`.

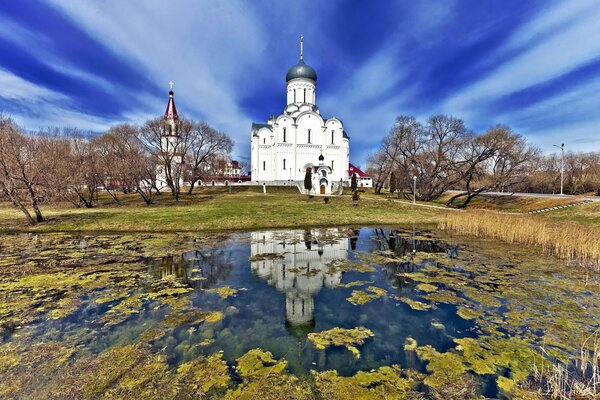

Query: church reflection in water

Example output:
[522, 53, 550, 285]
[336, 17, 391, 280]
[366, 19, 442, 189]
[250, 228, 349, 333]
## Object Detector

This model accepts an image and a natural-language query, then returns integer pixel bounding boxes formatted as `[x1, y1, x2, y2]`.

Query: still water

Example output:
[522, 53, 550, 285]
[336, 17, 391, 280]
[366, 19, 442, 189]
[2, 227, 597, 398]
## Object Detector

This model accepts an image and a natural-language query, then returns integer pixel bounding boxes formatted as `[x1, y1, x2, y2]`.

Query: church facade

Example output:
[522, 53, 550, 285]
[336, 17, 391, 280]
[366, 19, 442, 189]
[251, 38, 350, 194]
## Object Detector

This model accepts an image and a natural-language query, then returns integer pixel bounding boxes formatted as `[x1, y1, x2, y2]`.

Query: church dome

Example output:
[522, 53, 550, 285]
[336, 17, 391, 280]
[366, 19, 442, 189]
[286, 60, 317, 82]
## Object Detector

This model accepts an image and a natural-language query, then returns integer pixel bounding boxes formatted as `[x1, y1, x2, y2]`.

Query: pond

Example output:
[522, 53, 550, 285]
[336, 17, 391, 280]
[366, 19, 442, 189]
[0, 227, 598, 399]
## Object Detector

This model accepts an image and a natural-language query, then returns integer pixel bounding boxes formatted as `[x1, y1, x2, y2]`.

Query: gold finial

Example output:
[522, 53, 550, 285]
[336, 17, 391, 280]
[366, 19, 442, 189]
[300, 34, 304, 61]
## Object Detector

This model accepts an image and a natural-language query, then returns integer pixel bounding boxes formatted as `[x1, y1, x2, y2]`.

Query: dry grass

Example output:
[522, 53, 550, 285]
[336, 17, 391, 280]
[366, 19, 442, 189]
[532, 330, 600, 399]
[440, 211, 600, 271]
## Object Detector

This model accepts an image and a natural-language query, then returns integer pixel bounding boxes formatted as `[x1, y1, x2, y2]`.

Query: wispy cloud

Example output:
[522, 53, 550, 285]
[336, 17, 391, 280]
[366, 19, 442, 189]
[0, 0, 599, 166]
[48, 0, 267, 157]
[443, 1, 600, 119]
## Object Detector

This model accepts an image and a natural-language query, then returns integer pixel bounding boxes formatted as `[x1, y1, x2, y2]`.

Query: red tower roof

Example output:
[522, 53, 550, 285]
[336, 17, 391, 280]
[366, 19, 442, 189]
[164, 81, 179, 120]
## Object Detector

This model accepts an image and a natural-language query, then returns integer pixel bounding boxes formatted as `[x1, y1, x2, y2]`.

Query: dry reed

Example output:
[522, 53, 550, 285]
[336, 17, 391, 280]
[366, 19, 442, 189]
[532, 330, 600, 399]
[440, 211, 600, 271]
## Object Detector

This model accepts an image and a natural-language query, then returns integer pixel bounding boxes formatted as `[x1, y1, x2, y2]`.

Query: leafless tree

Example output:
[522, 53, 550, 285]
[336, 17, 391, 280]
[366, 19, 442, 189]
[0, 116, 62, 223]
[139, 117, 194, 201]
[446, 126, 538, 207]
[185, 122, 233, 194]
[61, 135, 104, 208]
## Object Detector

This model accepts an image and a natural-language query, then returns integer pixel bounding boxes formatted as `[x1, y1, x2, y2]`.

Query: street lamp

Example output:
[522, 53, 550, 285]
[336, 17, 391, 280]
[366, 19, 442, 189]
[553, 143, 564, 195]
[412, 175, 417, 204]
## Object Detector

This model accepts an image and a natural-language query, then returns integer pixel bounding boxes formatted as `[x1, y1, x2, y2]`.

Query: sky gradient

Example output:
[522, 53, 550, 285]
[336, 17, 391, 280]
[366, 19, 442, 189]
[1, 0, 599, 167]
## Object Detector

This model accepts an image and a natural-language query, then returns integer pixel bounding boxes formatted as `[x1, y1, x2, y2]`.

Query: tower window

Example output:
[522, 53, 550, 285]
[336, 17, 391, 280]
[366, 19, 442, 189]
[294, 90, 296, 103]
[263, 161, 266, 171]
[307, 129, 311, 143]
[331, 130, 335, 144]
[303, 88, 306, 103]
[283, 128, 287, 142]
[283, 159, 286, 170]
[331, 160, 334, 169]
[263, 138, 266, 144]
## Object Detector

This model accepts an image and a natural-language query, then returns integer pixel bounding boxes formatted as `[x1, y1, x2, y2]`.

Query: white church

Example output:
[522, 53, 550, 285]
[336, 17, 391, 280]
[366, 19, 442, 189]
[251, 37, 350, 194]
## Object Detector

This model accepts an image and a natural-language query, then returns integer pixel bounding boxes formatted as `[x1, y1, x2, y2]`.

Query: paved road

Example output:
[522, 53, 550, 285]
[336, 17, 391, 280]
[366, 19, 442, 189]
[446, 190, 600, 202]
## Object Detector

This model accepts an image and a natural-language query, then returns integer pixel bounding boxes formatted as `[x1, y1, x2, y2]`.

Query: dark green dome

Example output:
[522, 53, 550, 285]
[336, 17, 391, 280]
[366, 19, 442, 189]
[286, 60, 317, 82]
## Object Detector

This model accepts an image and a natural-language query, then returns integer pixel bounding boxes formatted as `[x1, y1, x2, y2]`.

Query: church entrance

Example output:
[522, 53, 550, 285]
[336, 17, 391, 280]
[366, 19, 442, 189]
[319, 178, 328, 194]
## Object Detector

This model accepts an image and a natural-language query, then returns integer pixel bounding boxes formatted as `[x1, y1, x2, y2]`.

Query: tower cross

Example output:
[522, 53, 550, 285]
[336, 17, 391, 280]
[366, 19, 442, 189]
[300, 34, 304, 61]
[169, 80, 174, 91]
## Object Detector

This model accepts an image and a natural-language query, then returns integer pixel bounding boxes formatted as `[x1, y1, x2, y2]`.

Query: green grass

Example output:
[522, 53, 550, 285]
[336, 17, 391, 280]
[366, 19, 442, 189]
[431, 192, 581, 213]
[3, 187, 598, 233]
[0, 188, 444, 233]
[544, 202, 600, 225]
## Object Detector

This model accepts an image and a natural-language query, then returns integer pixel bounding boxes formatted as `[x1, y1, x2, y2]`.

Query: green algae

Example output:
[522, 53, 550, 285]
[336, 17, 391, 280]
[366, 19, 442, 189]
[308, 326, 374, 359]
[336, 280, 374, 288]
[249, 253, 285, 262]
[416, 345, 468, 389]
[403, 337, 418, 351]
[206, 286, 239, 299]
[456, 305, 483, 320]
[162, 311, 223, 328]
[395, 296, 432, 311]
[312, 366, 422, 400]
[226, 348, 312, 400]
[326, 258, 375, 273]
[346, 286, 388, 305]
[416, 283, 438, 293]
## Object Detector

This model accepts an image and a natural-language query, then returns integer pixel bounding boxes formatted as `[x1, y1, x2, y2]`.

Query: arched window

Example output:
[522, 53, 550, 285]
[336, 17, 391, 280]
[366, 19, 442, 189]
[321, 170, 327, 177]
[283, 159, 286, 170]
[331, 130, 335, 144]
[307, 129, 311, 143]
[283, 128, 287, 142]
[303, 88, 306, 103]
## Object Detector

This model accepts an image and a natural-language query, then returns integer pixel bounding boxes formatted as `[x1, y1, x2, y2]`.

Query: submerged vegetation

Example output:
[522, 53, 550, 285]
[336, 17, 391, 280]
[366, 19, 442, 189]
[441, 211, 600, 271]
[307, 327, 375, 359]
[0, 227, 598, 399]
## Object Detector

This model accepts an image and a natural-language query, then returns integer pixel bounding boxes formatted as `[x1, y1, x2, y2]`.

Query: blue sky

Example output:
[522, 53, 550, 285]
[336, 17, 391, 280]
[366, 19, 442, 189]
[1, 1, 599, 167]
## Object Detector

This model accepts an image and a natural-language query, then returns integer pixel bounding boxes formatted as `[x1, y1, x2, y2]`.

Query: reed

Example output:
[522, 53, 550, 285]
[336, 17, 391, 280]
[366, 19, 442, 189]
[532, 330, 600, 399]
[440, 211, 600, 271]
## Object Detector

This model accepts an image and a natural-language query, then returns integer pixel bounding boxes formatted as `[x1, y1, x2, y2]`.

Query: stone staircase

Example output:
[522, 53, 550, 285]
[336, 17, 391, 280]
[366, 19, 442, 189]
[527, 200, 593, 214]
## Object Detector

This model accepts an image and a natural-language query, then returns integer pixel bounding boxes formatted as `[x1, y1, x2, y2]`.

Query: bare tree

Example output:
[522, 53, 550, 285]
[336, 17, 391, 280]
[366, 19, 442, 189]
[185, 122, 233, 194]
[0, 117, 60, 223]
[446, 126, 538, 207]
[62, 135, 104, 208]
[139, 117, 195, 201]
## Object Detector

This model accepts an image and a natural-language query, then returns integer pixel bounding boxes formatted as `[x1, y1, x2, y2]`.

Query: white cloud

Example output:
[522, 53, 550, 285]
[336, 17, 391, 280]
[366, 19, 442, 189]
[47, 0, 268, 159]
[0, 68, 66, 102]
[443, 0, 600, 117]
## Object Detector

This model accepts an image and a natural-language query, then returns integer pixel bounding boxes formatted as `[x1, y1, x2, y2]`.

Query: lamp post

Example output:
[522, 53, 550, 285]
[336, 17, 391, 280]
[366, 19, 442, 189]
[553, 143, 564, 195]
[412, 175, 417, 204]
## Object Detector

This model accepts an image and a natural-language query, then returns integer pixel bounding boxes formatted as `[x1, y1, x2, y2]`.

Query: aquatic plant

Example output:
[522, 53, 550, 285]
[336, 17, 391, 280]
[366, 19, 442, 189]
[336, 280, 373, 288]
[308, 327, 374, 359]
[226, 349, 313, 400]
[346, 286, 387, 305]
[312, 365, 422, 400]
[395, 296, 432, 311]
[249, 253, 285, 262]
[531, 329, 600, 399]
[206, 286, 238, 299]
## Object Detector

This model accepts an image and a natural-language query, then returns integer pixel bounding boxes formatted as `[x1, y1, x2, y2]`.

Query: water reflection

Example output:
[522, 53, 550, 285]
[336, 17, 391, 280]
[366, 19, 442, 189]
[250, 229, 348, 331]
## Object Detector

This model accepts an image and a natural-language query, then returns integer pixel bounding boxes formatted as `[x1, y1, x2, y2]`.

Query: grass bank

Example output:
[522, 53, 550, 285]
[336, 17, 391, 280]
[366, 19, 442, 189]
[0, 188, 444, 233]
[440, 211, 600, 271]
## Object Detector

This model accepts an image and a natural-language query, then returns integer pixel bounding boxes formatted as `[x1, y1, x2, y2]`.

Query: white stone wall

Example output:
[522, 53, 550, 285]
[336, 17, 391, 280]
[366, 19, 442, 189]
[251, 74, 350, 185]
